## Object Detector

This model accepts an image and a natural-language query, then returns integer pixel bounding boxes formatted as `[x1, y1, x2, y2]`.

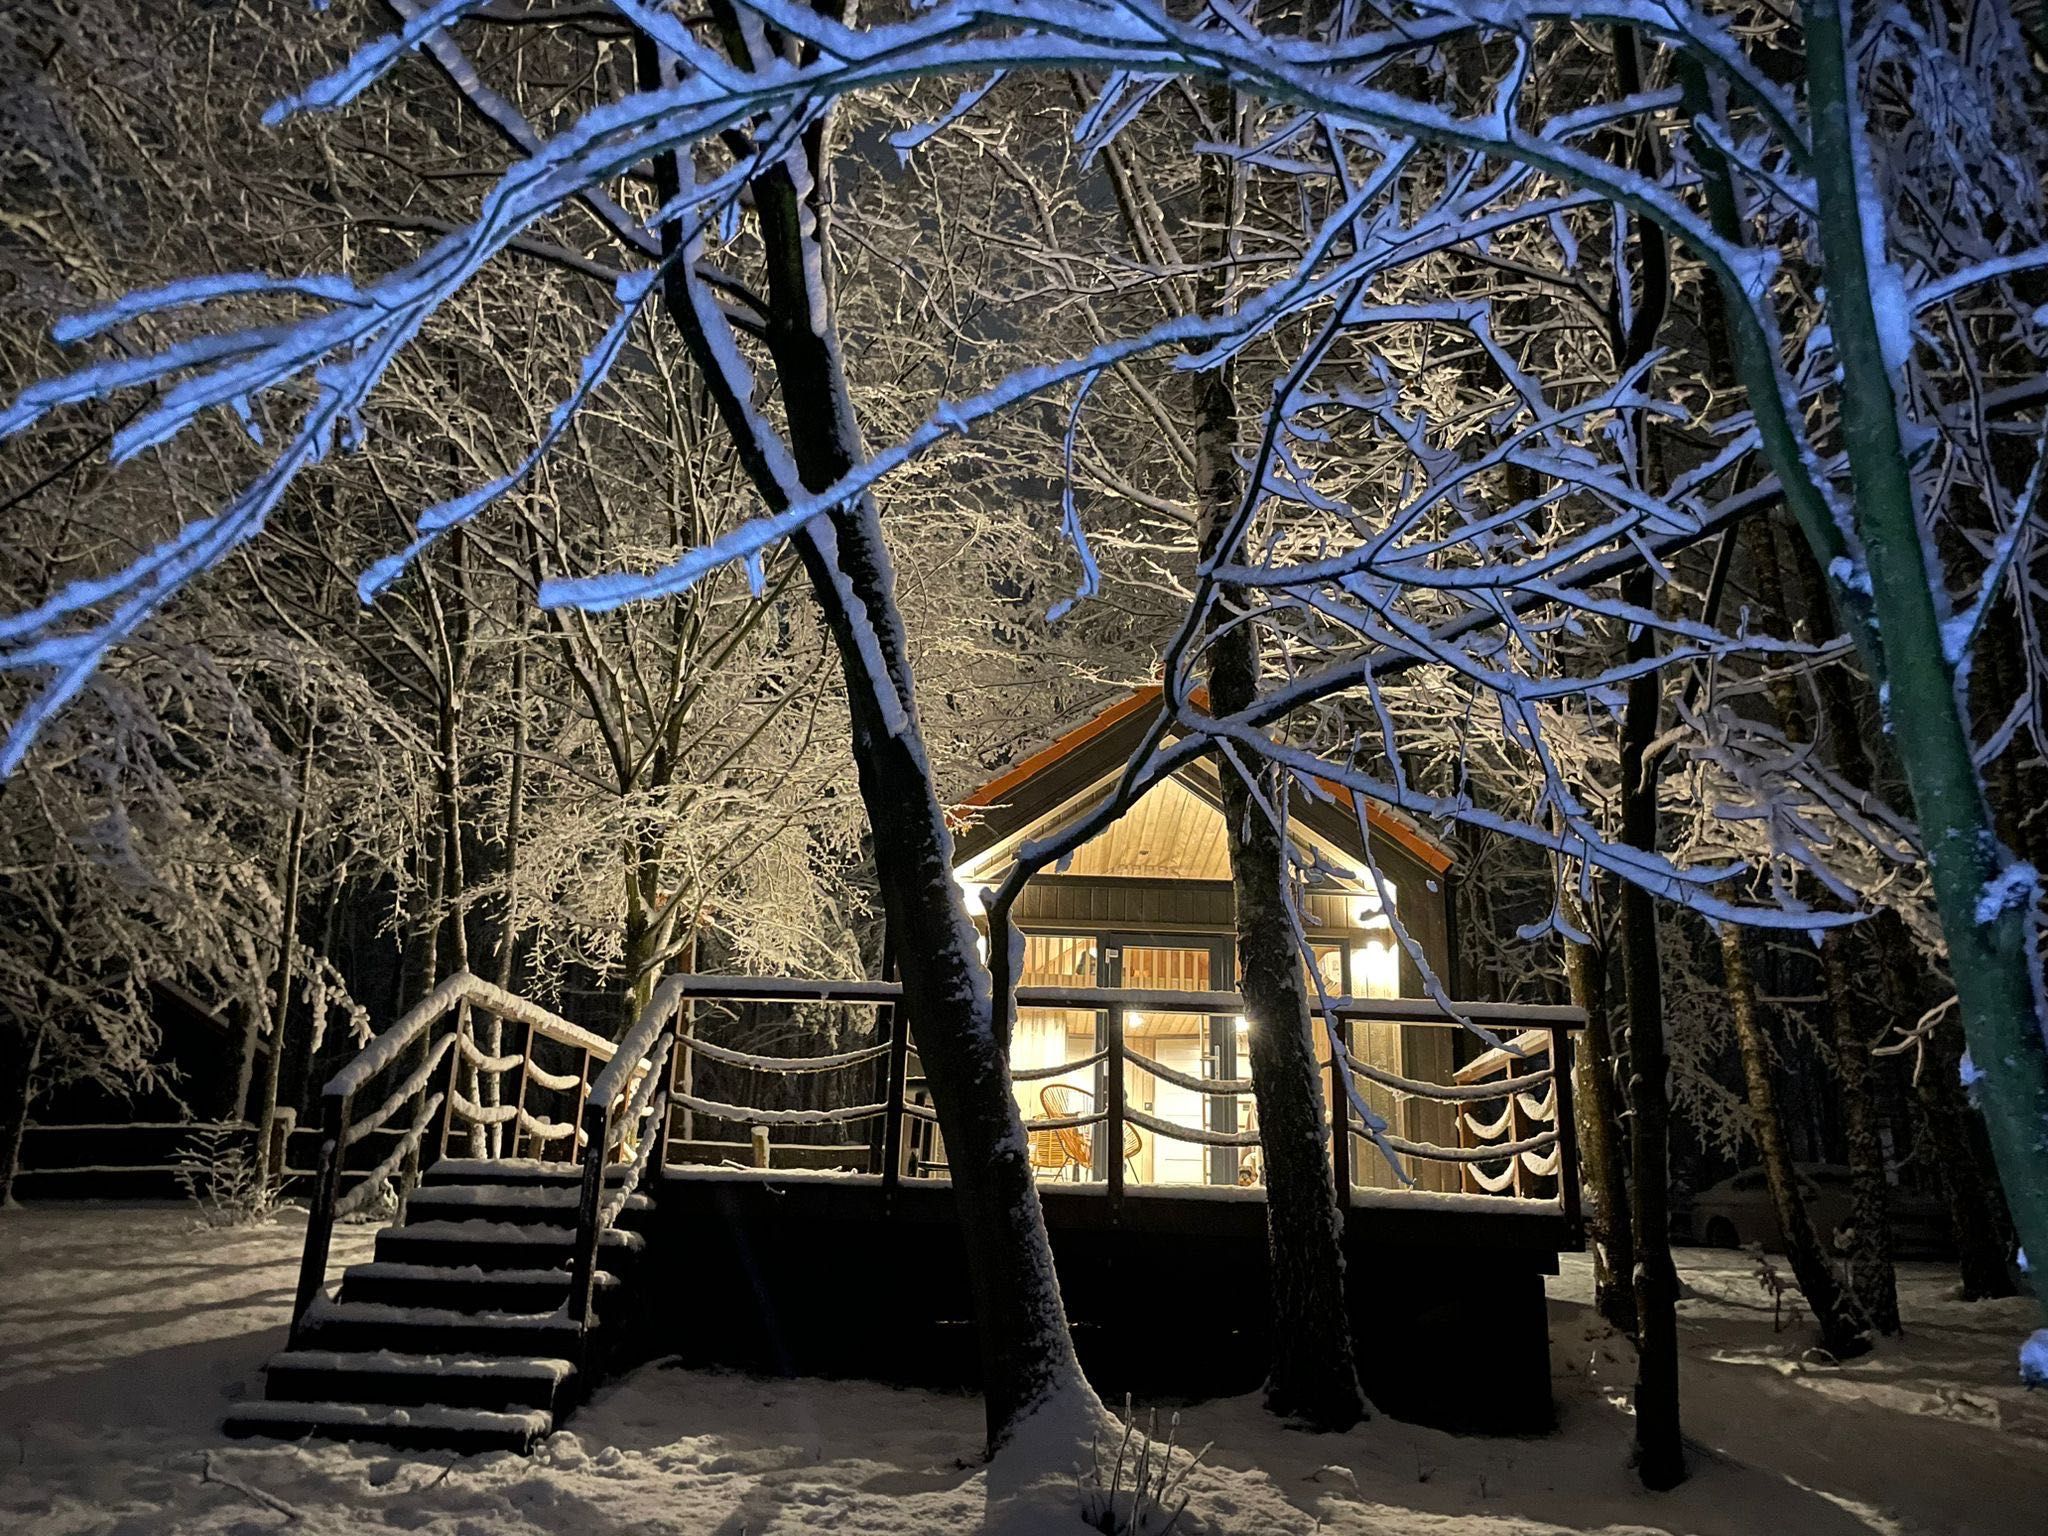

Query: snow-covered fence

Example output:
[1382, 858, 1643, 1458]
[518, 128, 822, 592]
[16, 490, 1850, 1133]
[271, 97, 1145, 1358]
[289, 972, 634, 1340]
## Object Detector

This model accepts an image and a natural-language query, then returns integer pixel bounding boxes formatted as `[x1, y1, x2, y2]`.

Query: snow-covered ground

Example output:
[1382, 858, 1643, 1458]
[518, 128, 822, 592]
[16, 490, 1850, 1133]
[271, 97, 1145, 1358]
[1, 1203, 2042, 1534]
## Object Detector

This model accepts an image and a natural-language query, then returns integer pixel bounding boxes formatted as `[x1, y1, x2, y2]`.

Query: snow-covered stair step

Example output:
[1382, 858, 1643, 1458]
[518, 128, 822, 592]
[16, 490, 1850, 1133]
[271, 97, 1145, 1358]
[296, 1296, 587, 1359]
[340, 1259, 617, 1313]
[223, 1398, 552, 1453]
[425, 1157, 635, 1188]
[403, 1182, 655, 1229]
[377, 1218, 643, 1275]
[262, 1348, 576, 1412]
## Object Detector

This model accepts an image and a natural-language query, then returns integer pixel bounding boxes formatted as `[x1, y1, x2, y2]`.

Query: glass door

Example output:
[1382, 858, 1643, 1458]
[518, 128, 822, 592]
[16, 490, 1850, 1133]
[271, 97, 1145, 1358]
[1104, 937, 1237, 1186]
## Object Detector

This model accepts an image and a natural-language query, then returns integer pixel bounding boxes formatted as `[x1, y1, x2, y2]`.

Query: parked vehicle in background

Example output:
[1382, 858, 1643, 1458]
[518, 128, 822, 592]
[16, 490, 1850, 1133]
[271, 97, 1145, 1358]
[1689, 1164, 1955, 1259]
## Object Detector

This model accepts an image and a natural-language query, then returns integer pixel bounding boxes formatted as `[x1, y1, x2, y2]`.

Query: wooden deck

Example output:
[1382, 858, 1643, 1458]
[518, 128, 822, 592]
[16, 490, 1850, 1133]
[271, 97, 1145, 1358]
[270, 971, 1585, 1444]
[629, 1166, 1566, 1432]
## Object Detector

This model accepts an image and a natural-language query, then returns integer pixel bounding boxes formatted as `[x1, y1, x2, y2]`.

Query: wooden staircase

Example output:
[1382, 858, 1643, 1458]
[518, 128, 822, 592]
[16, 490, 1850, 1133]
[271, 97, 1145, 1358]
[225, 1158, 654, 1452]
[223, 972, 683, 1454]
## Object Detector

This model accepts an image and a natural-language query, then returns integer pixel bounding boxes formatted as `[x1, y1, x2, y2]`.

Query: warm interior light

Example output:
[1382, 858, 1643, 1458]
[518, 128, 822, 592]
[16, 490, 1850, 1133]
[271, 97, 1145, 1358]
[1349, 930, 1401, 998]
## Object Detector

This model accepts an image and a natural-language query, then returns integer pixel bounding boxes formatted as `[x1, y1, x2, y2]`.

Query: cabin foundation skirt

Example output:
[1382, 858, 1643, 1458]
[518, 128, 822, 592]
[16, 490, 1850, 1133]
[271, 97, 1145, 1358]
[632, 1170, 1564, 1435]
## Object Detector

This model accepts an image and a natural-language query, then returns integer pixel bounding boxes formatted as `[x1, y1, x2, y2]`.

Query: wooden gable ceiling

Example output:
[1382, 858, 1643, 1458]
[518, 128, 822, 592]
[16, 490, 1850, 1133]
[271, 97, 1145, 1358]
[1061, 774, 1231, 881]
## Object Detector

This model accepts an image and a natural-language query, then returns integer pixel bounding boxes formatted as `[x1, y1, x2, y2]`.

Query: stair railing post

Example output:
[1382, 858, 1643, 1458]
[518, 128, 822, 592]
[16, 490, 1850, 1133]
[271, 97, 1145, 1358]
[1106, 1002, 1126, 1218]
[880, 995, 908, 1196]
[290, 1086, 351, 1346]
[434, 999, 467, 1169]
[510, 1017, 535, 1161]
[567, 1096, 610, 1331]
[1549, 1025, 1584, 1243]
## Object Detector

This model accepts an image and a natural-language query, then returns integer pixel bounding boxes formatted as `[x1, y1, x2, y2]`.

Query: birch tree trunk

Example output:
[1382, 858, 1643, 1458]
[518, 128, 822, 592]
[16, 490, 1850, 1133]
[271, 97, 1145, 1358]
[1722, 924, 1869, 1358]
[0, 1018, 45, 1207]
[1564, 930, 1636, 1335]
[1752, 518, 1899, 1334]
[1820, 933, 1901, 1334]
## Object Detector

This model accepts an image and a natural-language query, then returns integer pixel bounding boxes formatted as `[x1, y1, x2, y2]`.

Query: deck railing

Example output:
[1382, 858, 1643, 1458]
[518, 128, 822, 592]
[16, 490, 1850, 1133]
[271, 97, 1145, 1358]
[293, 974, 1584, 1334]
[653, 977, 1583, 1231]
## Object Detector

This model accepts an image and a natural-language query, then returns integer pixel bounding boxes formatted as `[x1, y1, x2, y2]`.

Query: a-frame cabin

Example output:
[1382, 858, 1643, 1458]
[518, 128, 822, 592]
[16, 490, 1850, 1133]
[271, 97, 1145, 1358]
[949, 685, 1469, 1193]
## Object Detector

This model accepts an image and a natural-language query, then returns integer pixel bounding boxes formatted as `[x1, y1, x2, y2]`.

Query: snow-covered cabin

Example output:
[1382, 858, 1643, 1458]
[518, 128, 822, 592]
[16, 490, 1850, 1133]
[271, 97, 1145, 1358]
[949, 686, 1466, 1192]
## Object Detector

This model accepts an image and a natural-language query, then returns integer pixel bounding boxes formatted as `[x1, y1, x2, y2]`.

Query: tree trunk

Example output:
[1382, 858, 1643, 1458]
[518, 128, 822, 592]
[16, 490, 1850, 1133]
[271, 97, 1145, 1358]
[254, 730, 314, 1190]
[1764, 3, 2048, 1336]
[489, 632, 528, 1156]
[1722, 925, 1868, 1358]
[0, 1018, 45, 1207]
[1609, 25, 1683, 1487]
[1565, 931, 1637, 1335]
[1753, 518, 1900, 1335]
[1618, 564, 1683, 1489]
[636, 25, 1087, 1450]
[1820, 932, 1900, 1333]
[1891, 922, 2019, 1300]
[1190, 79, 1363, 1433]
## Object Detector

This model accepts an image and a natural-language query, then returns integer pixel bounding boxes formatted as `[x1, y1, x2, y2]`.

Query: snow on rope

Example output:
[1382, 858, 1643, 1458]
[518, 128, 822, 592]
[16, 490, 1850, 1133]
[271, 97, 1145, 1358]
[601, 1092, 669, 1227]
[450, 1091, 519, 1126]
[515, 1108, 578, 1143]
[1123, 1053, 1253, 1096]
[1126, 1108, 1262, 1147]
[604, 1038, 674, 1156]
[668, 1089, 887, 1126]
[1350, 1057, 1554, 1102]
[1468, 1161, 1518, 1194]
[1011, 1047, 1109, 1082]
[456, 1032, 523, 1074]
[1381, 1128, 1558, 1164]
[1019, 1112, 1107, 1133]
[343, 1034, 456, 1148]
[1520, 1147, 1562, 1177]
[1460, 1102, 1517, 1142]
[334, 1092, 445, 1219]
[682, 1036, 890, 1073]
[523, 1062, 584, 1094]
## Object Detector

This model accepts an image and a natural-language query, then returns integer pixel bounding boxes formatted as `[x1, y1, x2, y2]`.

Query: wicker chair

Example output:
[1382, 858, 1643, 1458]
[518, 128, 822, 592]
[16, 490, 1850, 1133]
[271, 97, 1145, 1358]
[1039, 1083, 1142, 1177]
[1027, 1125, 1072, 1179]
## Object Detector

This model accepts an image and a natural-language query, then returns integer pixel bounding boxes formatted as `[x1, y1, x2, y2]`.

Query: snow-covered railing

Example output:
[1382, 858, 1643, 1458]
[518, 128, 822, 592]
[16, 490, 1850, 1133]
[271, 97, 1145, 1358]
[1444, 1029, 1571, 1203]
[565, 974, 683, 1328]
[289, 971, 629, 1341]
[650, 976, 1581, 1227]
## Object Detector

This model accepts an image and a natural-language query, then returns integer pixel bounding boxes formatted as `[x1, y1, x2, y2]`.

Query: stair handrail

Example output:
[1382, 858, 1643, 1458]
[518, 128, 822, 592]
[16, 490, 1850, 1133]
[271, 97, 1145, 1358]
[289, 970, 614, 1341]
[566, 975, 687, 1329]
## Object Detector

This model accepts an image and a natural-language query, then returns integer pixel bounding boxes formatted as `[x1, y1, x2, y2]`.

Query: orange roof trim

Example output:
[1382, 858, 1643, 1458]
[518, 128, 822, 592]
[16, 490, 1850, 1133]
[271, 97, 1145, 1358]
[957, 686, 1454, 876]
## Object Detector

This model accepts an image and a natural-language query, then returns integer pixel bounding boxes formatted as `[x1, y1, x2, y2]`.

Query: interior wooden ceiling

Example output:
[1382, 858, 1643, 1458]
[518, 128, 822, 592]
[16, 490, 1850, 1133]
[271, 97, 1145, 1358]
[1061, 776, 1232, 880]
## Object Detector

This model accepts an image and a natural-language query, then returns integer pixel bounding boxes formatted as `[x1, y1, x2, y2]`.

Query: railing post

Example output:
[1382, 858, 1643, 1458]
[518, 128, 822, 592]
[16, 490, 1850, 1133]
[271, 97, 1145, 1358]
[880, 997, 909, 1196]
[678, 998, 697, 1146]
[290, 1088, 350, 1345]
[434, 1007, 466, 1169]
[566, 1098, 609, 1331]
[1327, 1009, 1351, 1208]
[1106, 1003, 1126, 1217]
[1549, 1025, 1583, 1243]
[573, 1049, 594, 1165]
[510, 1018, 535, 1161]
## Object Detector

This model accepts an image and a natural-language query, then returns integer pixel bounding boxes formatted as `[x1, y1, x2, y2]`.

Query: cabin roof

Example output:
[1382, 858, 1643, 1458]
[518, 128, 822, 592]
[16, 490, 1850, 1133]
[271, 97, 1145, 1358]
[952, 686, 1454, 878]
